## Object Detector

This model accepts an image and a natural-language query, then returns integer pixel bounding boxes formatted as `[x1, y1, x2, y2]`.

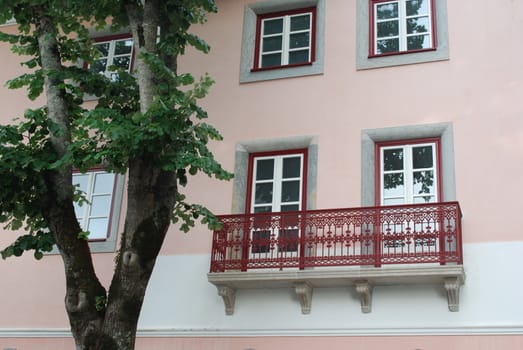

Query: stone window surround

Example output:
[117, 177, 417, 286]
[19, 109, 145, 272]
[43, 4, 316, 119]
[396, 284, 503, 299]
[239, 0, 325, 83]
[356, 0, 449, 70]
[361, 122, 456, 206]
[231, 135, 318, 214]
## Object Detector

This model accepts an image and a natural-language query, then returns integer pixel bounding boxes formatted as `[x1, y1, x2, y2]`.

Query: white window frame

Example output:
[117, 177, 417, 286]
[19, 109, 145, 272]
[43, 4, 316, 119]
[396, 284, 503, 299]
[251, 153, 304, 213]
[379, 142, 439, 205]
[73, 170, 119, 241]
[372, 0, 434, 55]
[91, 36, 134, 80]
[257, 10, 313, 69]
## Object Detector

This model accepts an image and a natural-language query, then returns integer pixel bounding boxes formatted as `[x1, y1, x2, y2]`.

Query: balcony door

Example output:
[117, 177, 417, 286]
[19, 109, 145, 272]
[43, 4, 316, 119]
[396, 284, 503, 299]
[247, 150, 307, 259]
[377, 139, 442, 252]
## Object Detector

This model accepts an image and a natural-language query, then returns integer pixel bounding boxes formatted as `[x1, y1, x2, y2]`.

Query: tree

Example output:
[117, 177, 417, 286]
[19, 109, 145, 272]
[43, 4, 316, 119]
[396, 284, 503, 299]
[0, 1, 232, 349]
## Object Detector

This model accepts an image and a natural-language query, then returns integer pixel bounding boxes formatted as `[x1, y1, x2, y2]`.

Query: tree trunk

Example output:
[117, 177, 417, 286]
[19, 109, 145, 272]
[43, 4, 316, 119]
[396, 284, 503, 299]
[95, 1, 179, 349]
[34, 1, 181, 348]
[33, 7, 107, 349]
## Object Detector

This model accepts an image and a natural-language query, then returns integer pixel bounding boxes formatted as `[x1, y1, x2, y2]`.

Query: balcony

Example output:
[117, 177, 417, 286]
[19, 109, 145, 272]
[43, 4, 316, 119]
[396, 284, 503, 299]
[207, 202, 465, 315]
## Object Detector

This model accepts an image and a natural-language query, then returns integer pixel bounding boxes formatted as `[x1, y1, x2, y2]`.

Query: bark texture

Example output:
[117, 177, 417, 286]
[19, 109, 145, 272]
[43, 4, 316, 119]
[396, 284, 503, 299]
[33, 6, 107, 349]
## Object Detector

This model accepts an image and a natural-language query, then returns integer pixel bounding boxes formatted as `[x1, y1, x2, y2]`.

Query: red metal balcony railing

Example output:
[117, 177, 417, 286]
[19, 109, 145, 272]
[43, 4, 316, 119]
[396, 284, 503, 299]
[209, 202, 463, 272]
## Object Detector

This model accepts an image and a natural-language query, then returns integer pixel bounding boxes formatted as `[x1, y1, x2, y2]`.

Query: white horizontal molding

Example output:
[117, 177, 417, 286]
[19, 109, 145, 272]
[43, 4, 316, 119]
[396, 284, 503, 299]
[2, 326, 523, 338]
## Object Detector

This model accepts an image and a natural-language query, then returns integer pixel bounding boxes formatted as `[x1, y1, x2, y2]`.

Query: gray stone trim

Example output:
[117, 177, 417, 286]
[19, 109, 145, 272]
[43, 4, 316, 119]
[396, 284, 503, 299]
[231, 135, 319, 213]
[361, 122, 456, 206]
[239, 0, 325, 83]
[356, 0, 449, 70]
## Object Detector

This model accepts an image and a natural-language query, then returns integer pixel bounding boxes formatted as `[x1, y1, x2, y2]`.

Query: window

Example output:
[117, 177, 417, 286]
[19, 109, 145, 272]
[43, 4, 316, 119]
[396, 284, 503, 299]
[90, 35, 134, 80]
[356, 0, 448, 70]
[377, 139, 441, 205]
[73, 170, 119, 241]
[370, 0, 435, 56]
[248, 151, 307, 213]
[361, 122, 455, 207]
[254, 8, 315, 70]
[247, 150, 307, 255]
[239, 0, 325, 83]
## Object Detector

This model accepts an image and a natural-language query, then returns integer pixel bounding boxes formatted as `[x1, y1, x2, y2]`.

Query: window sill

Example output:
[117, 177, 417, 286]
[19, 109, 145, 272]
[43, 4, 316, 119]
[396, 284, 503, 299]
[368, 47, 437, 59]
[208, 265, 465, 315]
[250, 61, 313, 73]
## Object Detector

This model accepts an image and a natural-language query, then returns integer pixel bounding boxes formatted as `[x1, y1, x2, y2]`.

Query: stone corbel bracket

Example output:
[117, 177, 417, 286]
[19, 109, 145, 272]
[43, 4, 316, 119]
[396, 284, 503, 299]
[294, 282, 313, 314]
[444, 276, 463, 312]
[217, 285, 236, 316]
[355, 280, 372, 313]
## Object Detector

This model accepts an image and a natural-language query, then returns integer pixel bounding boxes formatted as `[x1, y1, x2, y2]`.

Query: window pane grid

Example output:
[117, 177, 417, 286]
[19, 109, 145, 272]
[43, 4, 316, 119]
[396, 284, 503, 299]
[92, 38, 134, 80]
[380, 142, 437, 205]
[73, 171, 116, 240]
[373, 0, 432, 55]
[259, 11, 312, 68]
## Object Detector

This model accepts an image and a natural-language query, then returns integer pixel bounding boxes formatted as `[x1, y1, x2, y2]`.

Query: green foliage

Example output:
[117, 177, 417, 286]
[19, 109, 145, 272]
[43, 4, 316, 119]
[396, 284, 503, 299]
[0, 0, 231, 258]
[95, 294, 107, 312]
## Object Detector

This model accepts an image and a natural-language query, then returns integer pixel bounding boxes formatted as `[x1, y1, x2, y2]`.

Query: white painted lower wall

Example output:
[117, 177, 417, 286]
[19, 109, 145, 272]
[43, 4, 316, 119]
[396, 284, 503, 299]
[136, 241, 523, 335]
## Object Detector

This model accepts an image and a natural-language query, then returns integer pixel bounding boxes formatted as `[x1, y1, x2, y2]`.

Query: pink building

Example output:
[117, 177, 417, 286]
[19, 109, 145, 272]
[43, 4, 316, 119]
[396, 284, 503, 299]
[2, 0, 523, 349]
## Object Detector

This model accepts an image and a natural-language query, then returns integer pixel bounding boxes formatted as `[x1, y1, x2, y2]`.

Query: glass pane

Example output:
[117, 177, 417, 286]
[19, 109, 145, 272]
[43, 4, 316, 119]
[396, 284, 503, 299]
[262, 35, 283, 52]
[383, 173, 404, 197]
[114, 39, 133, 55]
[377, 38, 399, 54]
[254, 206, 272, 213]
[86, 218, 109, 240]
[383, 148, 404, 171]
[113, 56, 131, 69]
[261, 53, 282, 68]
[413, 195, 435, 204]
[377, 20, 399, 38]
[281, 204, 299, 212]
[263, 18, 283, 35]
[94, 42, 109, 57]
[413, 170, 434, 195]
[255, 183, 273, 204]
[289, 32, 310, 49]
[256, 159, 274, 180]
[73, 174, 89, 192]
[74, 203, 85, 219]
[279, 228, 298, 252]
[281, 180, 300, 202]
[91, 59, 107, 74]
[290, 14, 311, 31]
[407, 34, 431, 50]
[407, 16, 430, 34]
[289, 50, 309, 64]
[413, 146, 433, 169]
[251, 230, 271, 253]
[89, 195, 111, 217]
[94, 173, 115, 193]
[406, 0, 429, 16]
[282, 157, 301, 178]
[376, 2, 398, 19]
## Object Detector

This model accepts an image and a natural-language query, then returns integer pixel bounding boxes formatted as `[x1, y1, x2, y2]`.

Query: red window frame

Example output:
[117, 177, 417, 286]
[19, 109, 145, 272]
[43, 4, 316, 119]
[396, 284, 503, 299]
[252, 7, 317, 72]
[368, 0, 437, 58]
[374, 138, 442, 206]
[245, 149, 308, 214]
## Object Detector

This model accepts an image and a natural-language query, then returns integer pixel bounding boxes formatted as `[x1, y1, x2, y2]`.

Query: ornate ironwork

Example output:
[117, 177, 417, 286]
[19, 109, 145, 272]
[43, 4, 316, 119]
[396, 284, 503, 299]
[209, 202, 463, 272]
